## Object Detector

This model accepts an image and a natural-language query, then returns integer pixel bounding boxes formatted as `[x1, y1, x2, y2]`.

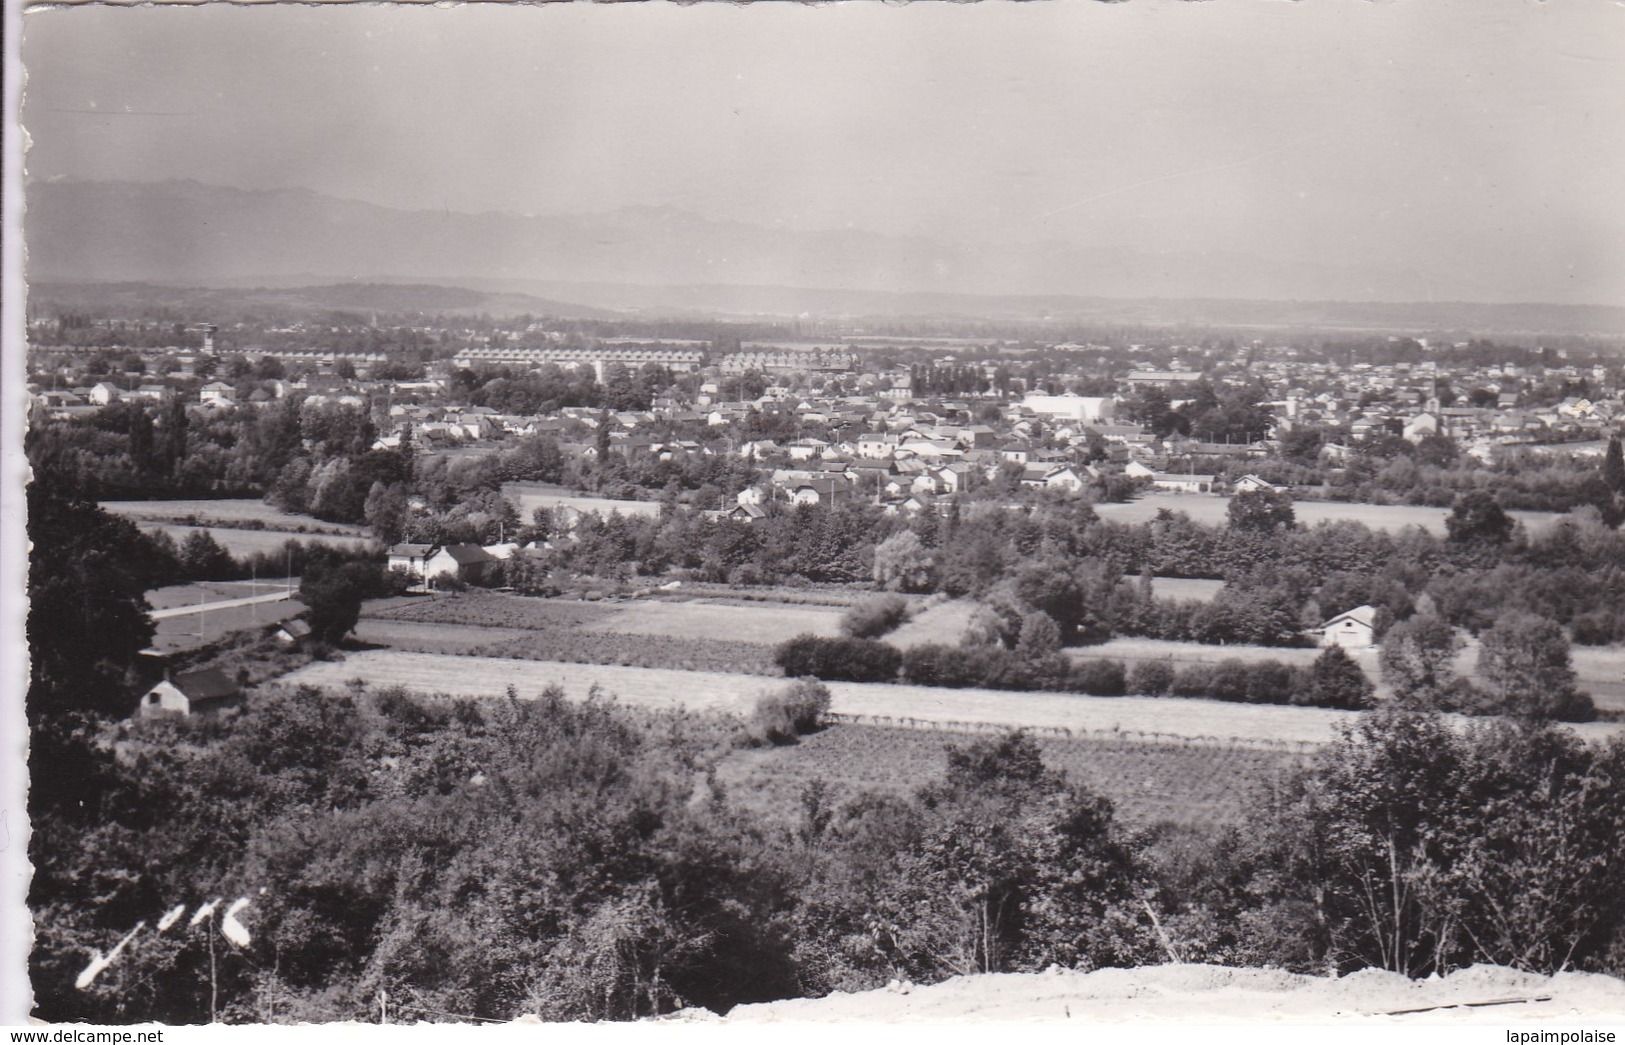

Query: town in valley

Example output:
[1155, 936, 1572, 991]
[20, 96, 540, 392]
[15, 0, 1625, 1027]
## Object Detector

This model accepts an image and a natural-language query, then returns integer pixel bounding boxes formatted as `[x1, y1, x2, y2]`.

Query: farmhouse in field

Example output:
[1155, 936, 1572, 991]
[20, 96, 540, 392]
[137, 668, 242, 719]
[426, 544, 499, 587]
[387, 542, 435, 581]
[1318, 605, 1378, 650]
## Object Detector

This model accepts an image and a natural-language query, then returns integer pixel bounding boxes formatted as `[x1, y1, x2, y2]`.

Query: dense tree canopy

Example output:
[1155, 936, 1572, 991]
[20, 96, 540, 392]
[25, 482, 163, 721]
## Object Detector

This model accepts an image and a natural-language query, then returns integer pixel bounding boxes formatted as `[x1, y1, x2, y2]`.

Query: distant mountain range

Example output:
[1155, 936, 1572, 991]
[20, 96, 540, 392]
[25, 280, 622, 322]
[22, 179, 1625, 333]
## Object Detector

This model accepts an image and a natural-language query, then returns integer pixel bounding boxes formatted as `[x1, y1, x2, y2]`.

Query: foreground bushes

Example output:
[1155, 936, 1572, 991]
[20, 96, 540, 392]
[1215, 711, 1625, 976]
[741, 679, 833, 746]
[31, 685, 1625, 1025]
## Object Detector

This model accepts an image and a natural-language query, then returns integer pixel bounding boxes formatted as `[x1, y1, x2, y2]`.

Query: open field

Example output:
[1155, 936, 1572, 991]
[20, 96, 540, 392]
[147, 579, 298, 611]
[102, 498, 369, 535]
[149, 597, 307, 653]
[645, 581, 874, 608]
[369, 588, 836, 653]
[888, 599, 981, 649]
[138, 523, 375, 557]
[365, 591, 620, 629]
[353, 617, 778, 674]
[1148, 577, 1227, 602]
[1069, 637, 1349, 669]
[282, 650, 1625, 747]
[354, 619, 536, 655]
[580, 599, 843, 644]
[359, 591, 1624, 711]
[501, 482, 665, 520]
[1093, 493, 1564, 535]
[362, 591, 783, 672]
[715, 724, 1304, 827]
[886, 584, 1219, 649]
[1560, 645, 1625, 714]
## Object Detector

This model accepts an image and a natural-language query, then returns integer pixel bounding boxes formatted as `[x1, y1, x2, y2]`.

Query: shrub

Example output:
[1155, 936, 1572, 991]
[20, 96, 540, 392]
[433, 573, 470, 594]
[1208, 659, 1253, 703]
[1245, 661, 1304, 705]
[1476, 611, 1595, 722]
[1017, 611, 1064, 657]
[1172, 664, 1215, 700]
[1129, 659, 1177, 697]
[1571, 610, 1624, 647]
[841, 594, 910, 639]
[1067, 658, 1127, 697]
[742, 679, 833, 746]
[901, 643, 1031, 690]
[1301, 646, 1376, 710]
[774, 634, 901, 683]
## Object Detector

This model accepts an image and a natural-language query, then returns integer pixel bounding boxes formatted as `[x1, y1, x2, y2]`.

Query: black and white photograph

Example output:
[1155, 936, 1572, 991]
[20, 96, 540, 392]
[6, 0, 1625, 1030]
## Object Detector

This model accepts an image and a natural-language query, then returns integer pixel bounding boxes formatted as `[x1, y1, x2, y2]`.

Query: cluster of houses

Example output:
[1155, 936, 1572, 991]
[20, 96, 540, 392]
[30, 336, 1625, 503]
[385, 540, 520, 588]
[1268, 358, 1623, 461]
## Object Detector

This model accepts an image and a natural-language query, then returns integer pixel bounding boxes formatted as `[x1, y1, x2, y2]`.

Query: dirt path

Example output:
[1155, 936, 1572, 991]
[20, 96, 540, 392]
[151, 591, 297, 620]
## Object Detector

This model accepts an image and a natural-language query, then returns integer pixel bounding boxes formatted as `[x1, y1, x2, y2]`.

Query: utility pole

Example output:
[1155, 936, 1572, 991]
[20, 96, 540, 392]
[208, 911, 218, 1024]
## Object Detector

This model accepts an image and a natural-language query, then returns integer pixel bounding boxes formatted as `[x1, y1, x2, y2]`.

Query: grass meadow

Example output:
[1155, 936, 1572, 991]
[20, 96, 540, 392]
[714, 723, 1306, 828]
[102, 498, 370, 534]
[1092, 492, 1564, 535]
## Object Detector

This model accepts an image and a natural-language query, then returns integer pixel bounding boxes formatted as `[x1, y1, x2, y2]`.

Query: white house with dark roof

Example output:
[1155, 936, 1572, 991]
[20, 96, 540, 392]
[426, 544, 499, 586]
[1232, 474, 1277, 493]
[1318, 605, 1378, 650]
[387, 543, 435, 581]
[137, 668, 242, 718]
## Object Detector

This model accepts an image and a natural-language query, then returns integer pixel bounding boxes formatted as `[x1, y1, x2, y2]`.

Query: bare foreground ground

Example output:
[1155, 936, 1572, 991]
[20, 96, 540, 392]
[280, 650, 1625, 748]
[674, 963, 1625, 1023]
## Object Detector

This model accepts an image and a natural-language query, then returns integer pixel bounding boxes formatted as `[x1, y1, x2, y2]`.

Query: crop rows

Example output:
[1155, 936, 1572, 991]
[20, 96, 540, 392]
[647, 582, 875, 608]
[1091, 492, 1562, 536]
[353, 619, 780, 675]
[365, 591, 621, 629]
[102, 497, 372, 534]
[581, 599, 844, 645]
[717, 724, 1305, 828]
[141, 524, 375, 557]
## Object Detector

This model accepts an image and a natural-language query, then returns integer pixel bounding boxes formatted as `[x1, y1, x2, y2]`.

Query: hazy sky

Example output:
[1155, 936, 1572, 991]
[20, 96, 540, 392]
[19, 0, 1625, 304]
